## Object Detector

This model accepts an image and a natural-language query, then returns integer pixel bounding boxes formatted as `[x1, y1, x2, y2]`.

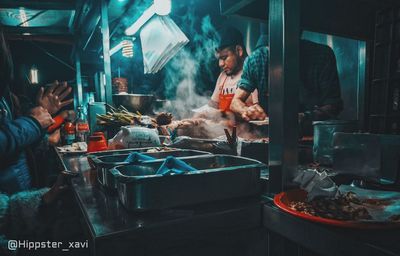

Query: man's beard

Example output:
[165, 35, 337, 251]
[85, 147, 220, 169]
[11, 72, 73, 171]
[224, 66, 239, 76]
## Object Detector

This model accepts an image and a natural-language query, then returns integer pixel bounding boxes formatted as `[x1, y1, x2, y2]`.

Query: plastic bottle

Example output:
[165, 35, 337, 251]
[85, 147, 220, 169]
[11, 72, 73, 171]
[62, 112, 76, 145]
[75, 106, 90, 142]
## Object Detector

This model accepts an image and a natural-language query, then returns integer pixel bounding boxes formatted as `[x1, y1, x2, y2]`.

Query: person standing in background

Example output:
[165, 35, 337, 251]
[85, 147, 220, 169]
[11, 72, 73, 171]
[231, 35, 343, 135]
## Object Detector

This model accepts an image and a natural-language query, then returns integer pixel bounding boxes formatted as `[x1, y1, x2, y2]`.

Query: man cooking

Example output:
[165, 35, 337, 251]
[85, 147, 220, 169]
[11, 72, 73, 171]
[230, 35, 343, 135]
[194, 26, 258, 118]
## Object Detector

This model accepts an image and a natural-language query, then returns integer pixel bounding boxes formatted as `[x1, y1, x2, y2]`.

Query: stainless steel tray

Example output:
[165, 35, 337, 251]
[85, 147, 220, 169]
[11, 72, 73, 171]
[111, 154, 265, 211]
[87, 146, 177, 159]
[90, 149, 211, 189]
[167, 137, 269, 163]
[86, 147, 178, 169]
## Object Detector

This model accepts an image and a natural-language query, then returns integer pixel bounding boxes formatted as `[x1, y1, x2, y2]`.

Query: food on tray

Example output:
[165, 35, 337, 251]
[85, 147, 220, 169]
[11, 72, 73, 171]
[242, 137, 269, 143]
[146, 147, 175, 153]
[97, 106, 135, 126]
[288, 192, 376, 221]
[159, 118, 226, 139]
[389, 214, 400, 221]
[57, 142, 87, 153]
[249, 118, 269, 126]
[97, 105, 154, 126]
[155, 112, 173, 126]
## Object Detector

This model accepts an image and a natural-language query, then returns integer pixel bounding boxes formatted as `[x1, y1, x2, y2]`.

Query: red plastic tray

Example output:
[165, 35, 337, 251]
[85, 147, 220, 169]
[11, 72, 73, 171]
[274, 189, 400, 229]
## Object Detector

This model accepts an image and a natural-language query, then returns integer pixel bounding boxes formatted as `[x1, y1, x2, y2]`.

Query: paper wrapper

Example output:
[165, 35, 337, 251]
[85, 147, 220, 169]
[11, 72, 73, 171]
[294, 169, 339, 201]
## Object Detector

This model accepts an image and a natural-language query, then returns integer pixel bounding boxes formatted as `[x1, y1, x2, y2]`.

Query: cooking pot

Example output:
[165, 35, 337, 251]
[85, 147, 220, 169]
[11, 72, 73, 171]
[313, 120, 358, 166]
[112, 94, 155, 114]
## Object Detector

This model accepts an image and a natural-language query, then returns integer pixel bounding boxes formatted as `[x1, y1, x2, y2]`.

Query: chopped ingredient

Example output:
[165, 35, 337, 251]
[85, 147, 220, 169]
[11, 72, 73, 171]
[289, 192, 373, 221]
[156, 112, 173, 126]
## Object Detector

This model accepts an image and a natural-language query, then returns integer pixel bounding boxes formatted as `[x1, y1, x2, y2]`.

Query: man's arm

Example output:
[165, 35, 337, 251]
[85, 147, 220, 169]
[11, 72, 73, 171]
[0, 107, 53, 158]
[207, 73, 223, 110]
[0, 117, 43, 157]
[231, 88, 266, 121]
[231, 88, 251, 119]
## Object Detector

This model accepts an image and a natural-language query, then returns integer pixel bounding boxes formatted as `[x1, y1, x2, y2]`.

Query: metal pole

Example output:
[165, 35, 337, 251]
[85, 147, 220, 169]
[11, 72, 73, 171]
[268, 0, 300, 193]
[101, 0, 113, 106]
[94, 72, 106, 102]
[75, 52, 83, 109]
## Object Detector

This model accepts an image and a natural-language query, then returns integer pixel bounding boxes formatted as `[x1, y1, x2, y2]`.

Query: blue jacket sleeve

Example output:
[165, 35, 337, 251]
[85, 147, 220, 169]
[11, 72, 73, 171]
[0, 116, 43, 157]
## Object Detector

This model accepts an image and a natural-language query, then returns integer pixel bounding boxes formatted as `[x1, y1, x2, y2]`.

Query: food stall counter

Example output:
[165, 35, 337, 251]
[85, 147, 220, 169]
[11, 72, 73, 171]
[263, 199, 400, 256]
[55, 149, 266, 256]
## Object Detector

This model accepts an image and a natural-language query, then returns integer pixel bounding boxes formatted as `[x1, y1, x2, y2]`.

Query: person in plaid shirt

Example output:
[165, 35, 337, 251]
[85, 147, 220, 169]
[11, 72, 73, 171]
[230, 35, 343, 135]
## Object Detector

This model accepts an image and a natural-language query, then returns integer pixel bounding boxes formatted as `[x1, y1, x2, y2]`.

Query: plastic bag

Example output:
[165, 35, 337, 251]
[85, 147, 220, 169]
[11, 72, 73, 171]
[108, 126, 161, 149]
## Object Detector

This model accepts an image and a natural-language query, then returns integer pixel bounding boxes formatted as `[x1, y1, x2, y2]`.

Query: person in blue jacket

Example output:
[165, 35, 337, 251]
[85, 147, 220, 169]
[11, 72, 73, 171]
[0, 33, 72, 194]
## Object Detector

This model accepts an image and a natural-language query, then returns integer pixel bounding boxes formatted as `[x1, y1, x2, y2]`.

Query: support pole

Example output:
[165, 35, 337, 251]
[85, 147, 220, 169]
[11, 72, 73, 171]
[101, 0, 113, 106]
[268, 0, 300, 193]
[75, 52, 83, 109]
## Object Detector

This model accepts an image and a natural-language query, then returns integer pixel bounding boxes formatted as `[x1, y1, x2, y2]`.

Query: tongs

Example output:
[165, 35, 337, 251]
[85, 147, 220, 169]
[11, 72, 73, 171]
[224, 126, 237, 146]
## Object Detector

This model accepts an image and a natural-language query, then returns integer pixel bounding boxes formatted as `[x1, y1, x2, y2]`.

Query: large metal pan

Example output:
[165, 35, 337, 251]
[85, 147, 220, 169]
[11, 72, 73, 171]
[112, 94, 155, 114]
[90, 149, 211, 190]
[111, 154, 265, 211]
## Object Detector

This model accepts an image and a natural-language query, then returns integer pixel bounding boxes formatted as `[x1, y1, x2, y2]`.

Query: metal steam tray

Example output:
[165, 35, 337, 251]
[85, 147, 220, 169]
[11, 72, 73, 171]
[89, 148, 211, 189]
[111, 154, 265, 211]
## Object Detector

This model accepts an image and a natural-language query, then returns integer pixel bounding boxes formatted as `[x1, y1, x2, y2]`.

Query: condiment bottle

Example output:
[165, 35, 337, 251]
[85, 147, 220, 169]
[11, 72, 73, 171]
[76, 106, 90, 142]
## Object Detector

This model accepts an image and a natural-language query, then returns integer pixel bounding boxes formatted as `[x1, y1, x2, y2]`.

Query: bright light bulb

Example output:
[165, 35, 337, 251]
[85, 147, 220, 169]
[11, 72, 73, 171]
[30, 66, 39, 84]
[121, 40, 134, 58]
[110, 38, 135, 57]
[154, 0, 171, 16]
[19, 8, 29, 27]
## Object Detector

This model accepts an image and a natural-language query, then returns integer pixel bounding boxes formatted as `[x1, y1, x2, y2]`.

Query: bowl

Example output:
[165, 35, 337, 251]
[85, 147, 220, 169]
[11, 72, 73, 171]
[112, 94, 155, 114]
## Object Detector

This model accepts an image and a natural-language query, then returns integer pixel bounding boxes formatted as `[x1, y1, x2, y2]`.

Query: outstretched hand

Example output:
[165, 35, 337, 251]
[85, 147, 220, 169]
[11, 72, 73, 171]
[36, 81, 73, 115]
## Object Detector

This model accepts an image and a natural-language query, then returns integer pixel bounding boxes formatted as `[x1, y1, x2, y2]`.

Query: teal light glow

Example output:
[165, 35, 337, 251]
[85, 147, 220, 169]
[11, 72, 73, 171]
[124, 5, 155, 36]
[124, 0, 172, 36]
[29, 66, 39, 84]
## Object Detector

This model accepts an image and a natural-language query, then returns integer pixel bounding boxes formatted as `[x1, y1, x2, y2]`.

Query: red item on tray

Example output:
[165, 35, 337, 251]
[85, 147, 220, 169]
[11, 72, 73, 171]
[87, 135, 108, 153]
[92, 131, 107, 143]
[274, 189, 400, 229]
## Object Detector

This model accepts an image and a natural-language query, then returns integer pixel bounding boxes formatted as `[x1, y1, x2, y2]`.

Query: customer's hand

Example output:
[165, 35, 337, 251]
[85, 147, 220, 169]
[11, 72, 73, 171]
[42, 172, 70, 205]
[48, 129, 61, 146]
[36, 81, 73, 115]
[30, 106, 54, 129]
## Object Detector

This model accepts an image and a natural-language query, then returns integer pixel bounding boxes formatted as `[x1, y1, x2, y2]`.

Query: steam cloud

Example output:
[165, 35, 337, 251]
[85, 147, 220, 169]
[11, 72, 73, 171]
[161, 5, 221, 119]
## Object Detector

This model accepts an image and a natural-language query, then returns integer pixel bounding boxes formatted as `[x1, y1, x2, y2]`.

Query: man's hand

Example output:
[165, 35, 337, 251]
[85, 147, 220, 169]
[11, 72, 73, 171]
[36, 81, 73, 115]
[242, 103, 267, 121]
[230, 88, 251, 118]
[30, 106, 54, 129]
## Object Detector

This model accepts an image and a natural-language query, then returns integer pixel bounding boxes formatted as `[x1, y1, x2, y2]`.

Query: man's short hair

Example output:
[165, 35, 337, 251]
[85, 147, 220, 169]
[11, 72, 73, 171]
[216, 26, 245, 51]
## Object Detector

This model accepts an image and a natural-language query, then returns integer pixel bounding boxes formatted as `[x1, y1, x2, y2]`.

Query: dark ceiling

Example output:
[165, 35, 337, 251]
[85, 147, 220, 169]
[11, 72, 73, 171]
[221, 0, 400, 40]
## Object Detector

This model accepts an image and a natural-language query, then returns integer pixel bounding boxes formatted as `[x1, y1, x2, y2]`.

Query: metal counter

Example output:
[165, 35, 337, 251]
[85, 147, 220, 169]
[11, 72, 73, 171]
[55, 150, 266, 256]
[263, 199, 400, 256]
